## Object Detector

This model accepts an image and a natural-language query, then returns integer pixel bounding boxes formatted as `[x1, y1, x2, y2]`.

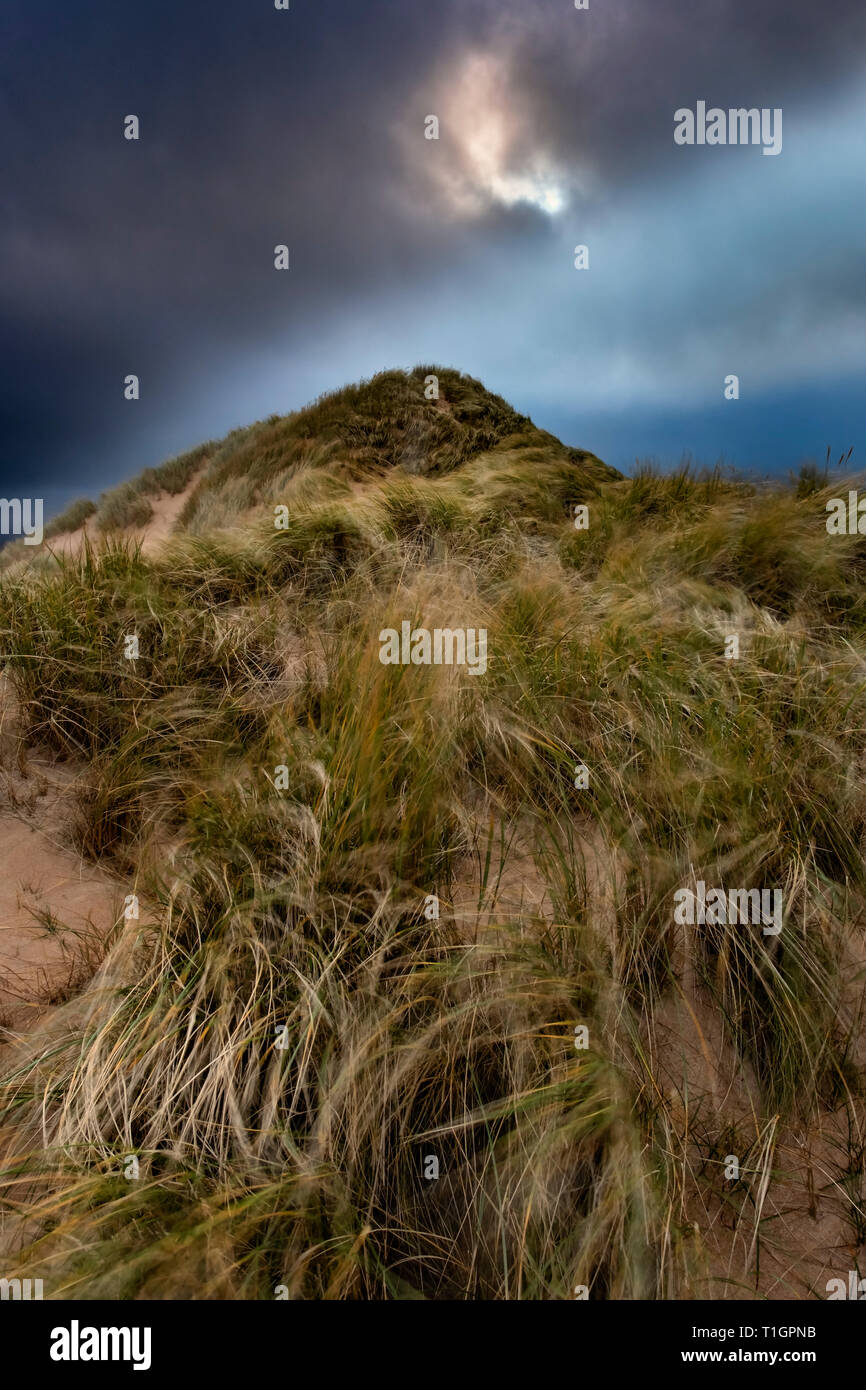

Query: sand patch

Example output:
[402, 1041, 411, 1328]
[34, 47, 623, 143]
[0, 679, 124, 1037]
[46, 470, 204, 561]
[0, 813, 123, 1033]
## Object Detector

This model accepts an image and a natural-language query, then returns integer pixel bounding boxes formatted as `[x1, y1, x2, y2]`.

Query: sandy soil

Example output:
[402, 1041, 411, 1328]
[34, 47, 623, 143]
[2, 475, 864, 1295]
[47, 472, 202, 561]
[452, 813, 866, 1299]
[0, 812, 123, 1032]
[0, 680, 124, 1037]
[0, 472, 201, 1030]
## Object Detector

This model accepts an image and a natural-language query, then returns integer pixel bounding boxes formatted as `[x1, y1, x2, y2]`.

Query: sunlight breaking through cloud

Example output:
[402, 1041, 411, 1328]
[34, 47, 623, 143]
[418, 50, 569, 218]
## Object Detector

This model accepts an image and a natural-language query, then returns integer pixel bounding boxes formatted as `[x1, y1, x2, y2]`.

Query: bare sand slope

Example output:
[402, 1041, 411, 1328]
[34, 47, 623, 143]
[0, 683, 124, 1037]
[0, 813, 122, 1032]
[47, 472, 202, 560]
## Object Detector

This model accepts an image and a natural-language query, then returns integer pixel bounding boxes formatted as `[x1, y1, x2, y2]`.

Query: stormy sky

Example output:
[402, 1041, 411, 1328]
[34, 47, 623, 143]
[2, 0, 865, 516]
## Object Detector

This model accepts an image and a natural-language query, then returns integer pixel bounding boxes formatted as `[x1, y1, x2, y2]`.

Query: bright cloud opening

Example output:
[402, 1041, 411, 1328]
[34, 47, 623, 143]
[416, 50, 568, 218]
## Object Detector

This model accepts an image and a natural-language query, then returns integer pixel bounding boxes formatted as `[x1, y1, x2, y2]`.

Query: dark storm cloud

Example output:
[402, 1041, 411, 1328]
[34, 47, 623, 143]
[1, 0, 864, 500]
[0, 0, 456, 491]
[432, 0, 866, 195]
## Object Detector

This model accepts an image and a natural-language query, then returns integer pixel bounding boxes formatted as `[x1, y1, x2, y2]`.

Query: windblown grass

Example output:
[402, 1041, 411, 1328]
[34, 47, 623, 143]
[0, 375, 864, 1298]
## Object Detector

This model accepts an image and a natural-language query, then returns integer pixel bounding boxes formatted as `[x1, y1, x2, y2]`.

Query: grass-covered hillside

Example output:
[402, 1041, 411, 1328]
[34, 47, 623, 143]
[15, 366, 615, 551]
[0, 368, 865, 1300]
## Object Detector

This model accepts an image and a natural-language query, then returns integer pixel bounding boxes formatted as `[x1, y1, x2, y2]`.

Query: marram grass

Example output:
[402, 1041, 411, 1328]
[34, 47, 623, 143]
[0, 369, 864, 1298]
